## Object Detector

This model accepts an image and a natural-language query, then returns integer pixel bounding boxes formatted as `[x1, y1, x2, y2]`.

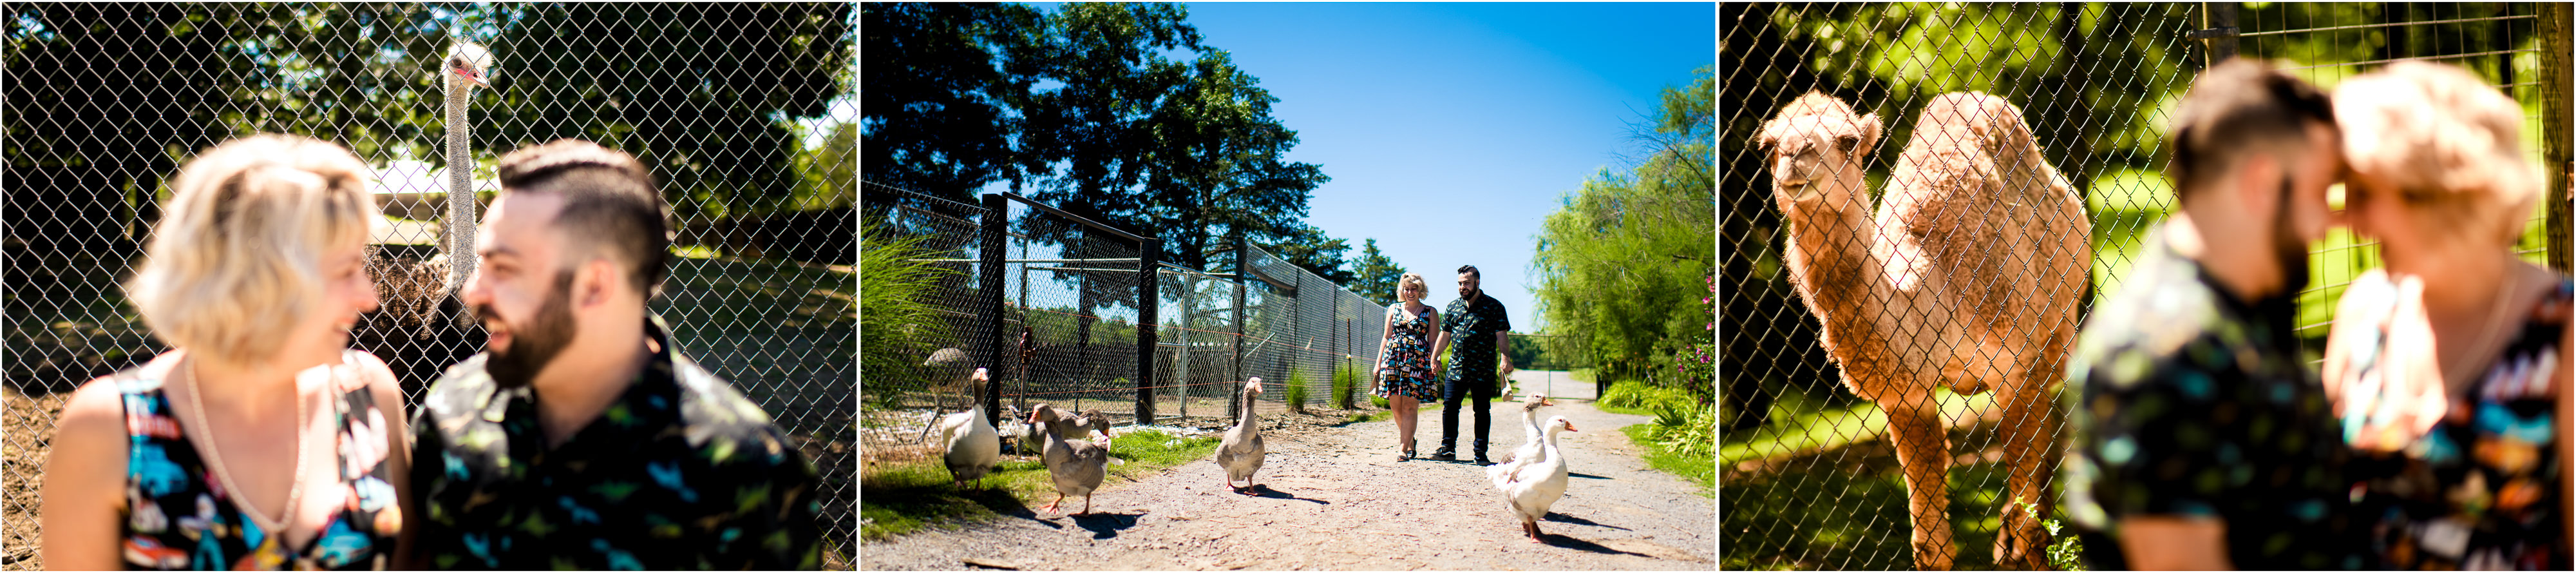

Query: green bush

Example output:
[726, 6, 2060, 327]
[1331, 362, 1359, 409]
[1284, 369, 1310, 413]
[1600, 380, 1701, 413]
[858, 221, 958, 409]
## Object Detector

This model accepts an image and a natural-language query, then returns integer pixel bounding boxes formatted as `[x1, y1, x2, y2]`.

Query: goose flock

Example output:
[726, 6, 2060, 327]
[935, 366, 1589, 542]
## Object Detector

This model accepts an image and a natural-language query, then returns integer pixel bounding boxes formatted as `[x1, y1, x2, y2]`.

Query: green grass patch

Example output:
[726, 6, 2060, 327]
[1622, 423, 1714, 497]
[859, 429, 1220, 539]
[1723, 463, 2016, 570]
[1718, 389, 1998, 467]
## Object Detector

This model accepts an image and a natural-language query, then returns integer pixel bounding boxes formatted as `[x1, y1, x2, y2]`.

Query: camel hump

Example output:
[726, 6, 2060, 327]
[1777, 90, 1859, 121]
[1917, 92, 2038, 159]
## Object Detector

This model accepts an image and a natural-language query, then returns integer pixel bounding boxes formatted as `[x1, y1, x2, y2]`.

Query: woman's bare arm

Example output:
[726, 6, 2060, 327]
[40, 378, 133, 570]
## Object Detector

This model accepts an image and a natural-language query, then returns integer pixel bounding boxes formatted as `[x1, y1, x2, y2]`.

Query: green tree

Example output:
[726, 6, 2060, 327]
[1260, 224, 1356, 285]
[860, 1, 1043, 201]
[1532, 68, 1714, 393]
[1348, 238, 1406, 307]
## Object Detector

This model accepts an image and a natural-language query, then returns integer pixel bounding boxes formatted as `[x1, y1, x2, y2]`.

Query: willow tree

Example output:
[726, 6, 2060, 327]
[1531, 68, 1715, 394]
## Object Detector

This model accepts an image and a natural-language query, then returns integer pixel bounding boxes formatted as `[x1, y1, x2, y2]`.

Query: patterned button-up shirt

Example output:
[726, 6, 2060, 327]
[2061, 235, 2363, 570]
[410, 315, 821, 570]
[1441, 291, 1511, 396]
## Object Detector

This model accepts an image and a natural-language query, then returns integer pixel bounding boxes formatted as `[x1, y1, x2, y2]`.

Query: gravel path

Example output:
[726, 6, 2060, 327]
[859, 397, 1713, 570]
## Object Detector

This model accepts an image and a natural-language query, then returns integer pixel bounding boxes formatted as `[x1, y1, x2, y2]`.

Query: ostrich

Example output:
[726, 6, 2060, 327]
[440, 41, 493, 296]
[1755, 91, 2090, 570]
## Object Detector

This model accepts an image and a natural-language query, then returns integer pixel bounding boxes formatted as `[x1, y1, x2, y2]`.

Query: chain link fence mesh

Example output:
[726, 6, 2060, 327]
[858, 181, 1384, 464]
[1720, 3, 2569, 569]
[3, 3, 856, 568]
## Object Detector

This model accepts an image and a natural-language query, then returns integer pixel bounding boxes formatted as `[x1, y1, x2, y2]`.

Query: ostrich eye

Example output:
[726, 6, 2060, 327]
[1835, 135, 1859, 153]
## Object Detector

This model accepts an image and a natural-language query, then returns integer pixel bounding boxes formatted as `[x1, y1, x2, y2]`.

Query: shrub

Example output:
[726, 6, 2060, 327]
[1284, 369, 1310, 413]
[1331, 362, 1359, 409]
[858, 222, 956, 409]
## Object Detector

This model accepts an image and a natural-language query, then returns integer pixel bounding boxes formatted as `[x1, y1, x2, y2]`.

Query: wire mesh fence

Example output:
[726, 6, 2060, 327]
[3, 3, 856, 568]
[859, 180, 1385, 463]
[1719, 3, 2570, 570]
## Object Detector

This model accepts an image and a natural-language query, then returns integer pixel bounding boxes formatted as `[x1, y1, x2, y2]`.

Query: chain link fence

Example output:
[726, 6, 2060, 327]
[860, 180, 1384, 463]
[3, 3, 856, 568]
[1720, 3, 2570, 569]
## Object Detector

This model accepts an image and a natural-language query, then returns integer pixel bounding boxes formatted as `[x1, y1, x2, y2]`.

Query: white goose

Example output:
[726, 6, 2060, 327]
[938, 368, 1001, 489]
[1490, 415, 1577, 543]
[1493, 394, 1558, 467]
[1029, 403, 1110, 516]
[1215, 378, 1267, 495]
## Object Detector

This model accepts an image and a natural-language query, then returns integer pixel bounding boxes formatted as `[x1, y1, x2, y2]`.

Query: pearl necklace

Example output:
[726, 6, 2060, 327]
[183, 355, 309, 546]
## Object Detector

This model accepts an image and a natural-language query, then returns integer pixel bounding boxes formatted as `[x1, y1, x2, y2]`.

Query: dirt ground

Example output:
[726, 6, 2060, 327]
[3, 386, 70, 570]
[858, 397, 1714, 570]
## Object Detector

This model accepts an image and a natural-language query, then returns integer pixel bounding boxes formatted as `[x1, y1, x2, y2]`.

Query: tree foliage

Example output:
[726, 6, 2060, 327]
[5, 2, 853, 277]
[1347, 238, 1406, 307]
[1532, 68, 1714, 391]
[861, 2, 1351, 291]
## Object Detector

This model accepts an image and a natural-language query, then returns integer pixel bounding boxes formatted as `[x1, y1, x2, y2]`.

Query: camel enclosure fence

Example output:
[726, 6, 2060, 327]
[859, 180, 1387, 463]
[1720, 3, 2571, 569]
[3, 3, 857, 568]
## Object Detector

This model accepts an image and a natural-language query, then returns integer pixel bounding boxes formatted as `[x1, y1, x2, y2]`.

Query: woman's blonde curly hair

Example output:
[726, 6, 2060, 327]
[1396, 272, 1430, 301]
[126, 134, 377, 365]
[2333, 61, 2542, 246]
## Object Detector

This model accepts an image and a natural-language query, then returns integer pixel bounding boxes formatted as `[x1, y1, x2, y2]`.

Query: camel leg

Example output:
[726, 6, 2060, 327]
[1993, 376, 2062, 570]
[1887, 403, 1956, 570]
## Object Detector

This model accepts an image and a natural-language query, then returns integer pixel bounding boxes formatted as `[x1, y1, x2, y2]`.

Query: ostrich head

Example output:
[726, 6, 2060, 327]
[1757, 92, 1880, 208]
[444, 42, 493, 90]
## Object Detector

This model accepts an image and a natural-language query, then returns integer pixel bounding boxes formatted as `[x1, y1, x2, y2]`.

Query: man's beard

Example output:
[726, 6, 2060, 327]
[475, 271, 578, 390]
[2266, 177, 2311, 307]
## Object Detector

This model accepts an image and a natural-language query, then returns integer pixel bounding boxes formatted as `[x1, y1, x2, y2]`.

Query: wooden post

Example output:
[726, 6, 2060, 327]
[1137, 238, 1160, 425]
[2548, 3, 2574, 273]
[978, 193, 1009, 429]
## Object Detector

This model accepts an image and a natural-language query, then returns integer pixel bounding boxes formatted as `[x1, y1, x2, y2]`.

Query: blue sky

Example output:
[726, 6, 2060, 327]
[1177, 2, 1713, 329]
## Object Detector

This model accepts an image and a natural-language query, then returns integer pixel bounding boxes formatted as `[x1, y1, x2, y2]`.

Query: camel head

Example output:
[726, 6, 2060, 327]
[1757, 91, 1880, 208]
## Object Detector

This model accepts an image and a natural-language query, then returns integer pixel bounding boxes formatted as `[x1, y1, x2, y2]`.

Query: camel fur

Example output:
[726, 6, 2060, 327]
[1756, 91, 2090, 570]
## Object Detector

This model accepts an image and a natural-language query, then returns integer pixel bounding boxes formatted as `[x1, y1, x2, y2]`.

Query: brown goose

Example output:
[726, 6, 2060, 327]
[1028, 403, 1109, 516]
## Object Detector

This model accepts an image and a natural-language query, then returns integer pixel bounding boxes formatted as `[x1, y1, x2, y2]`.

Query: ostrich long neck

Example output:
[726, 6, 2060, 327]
[1778, 190, 1921, 374]
[444, 76, 476, 295]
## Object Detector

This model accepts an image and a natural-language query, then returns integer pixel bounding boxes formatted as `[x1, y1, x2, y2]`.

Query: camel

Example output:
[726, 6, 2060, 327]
[1754, 91, 2090, 570]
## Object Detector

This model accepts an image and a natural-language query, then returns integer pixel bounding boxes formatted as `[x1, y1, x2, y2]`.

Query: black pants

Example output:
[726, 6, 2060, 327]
[1439, 377, 1492, 454]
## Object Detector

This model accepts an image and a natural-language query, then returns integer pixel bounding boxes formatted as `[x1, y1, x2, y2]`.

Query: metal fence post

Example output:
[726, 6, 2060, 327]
[1137, 237, 1161, 425]
[2196, 3, 2240, 66]
[2548, 3, 2573, 273]
[980, 193, 1008, 428]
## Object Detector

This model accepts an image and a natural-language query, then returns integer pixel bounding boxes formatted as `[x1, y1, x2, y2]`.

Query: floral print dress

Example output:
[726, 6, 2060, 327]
[2333, 275, 2571, 570]
[117, 350, 401, 570]
[1374, 304, 1439, 402]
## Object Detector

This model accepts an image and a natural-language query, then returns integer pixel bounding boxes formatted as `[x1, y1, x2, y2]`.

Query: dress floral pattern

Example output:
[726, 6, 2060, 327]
[410, 315, 822, 570]
[116, 350, 400, 570]
[2333, 275, 2571, 570]
[1374, 304, 1439, 402]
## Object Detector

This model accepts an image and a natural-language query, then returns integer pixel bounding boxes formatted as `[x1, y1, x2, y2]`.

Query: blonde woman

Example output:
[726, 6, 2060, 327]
[41, 135, 412, 570]
[2325, 61, 2572, 569]
[1372, 273, 1442, 461]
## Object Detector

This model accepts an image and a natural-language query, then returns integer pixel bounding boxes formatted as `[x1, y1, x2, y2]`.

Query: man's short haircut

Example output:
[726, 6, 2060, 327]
[128, 134, 376, 365]
[2167, 59, 2338, 203]
[1457, 265, 1480, 280]
[494, 139, 672, 298]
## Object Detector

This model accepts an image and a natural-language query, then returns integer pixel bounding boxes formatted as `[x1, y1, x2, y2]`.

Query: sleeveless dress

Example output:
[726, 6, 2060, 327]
[2332, 275, 2571, 570]
[1374, 304, 1440, 402]
[116, 351, 401, 570]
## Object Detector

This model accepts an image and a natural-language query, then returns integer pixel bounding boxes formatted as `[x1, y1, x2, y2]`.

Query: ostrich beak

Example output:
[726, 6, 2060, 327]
[455, 68, 490, 88]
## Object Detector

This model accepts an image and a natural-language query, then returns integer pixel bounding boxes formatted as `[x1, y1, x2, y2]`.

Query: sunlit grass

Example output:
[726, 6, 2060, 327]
[859, 429, 1219, 539]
